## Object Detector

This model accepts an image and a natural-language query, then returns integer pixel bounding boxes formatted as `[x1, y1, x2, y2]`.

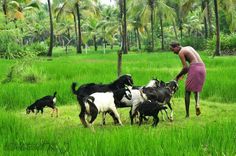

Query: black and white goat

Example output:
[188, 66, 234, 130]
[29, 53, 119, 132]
[83, 87, 132, 126]
[71, 74, 133, 127]
[26, 92, 58, 117]
[128, 79, 166, 124]
[136, 101, 167, 127]
[142, 80, 178, 121]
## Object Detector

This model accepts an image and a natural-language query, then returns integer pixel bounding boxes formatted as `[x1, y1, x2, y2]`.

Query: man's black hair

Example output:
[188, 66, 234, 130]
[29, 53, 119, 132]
[170, 42, 180, 48]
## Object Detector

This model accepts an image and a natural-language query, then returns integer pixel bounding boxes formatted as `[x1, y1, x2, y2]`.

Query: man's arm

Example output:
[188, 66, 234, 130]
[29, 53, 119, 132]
[175, 52, 189, 80]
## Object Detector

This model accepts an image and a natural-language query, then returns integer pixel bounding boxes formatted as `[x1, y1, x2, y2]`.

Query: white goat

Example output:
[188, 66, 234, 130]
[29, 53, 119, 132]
[83, 87, 132, 126]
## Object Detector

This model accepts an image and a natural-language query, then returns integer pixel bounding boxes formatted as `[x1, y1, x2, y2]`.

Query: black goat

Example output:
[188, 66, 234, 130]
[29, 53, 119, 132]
[136, 101, 167, 127]
[142, 80, 178, 121]
[26, 92, 58, 117]
[71, 74, 133, 127]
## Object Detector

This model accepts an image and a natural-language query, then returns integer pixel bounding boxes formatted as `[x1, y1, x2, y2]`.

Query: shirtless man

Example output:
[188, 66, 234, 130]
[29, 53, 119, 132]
[170, 42, 206, 117]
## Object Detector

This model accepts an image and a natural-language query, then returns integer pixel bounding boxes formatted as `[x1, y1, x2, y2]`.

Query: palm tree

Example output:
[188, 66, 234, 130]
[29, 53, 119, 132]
[47, 0, 54, 56]
[99, 5, 120, 50]
[213, 0, 220, 56]
[148, 0, 155, 52]
[205, 0, 213, 38]
[75, 2, 82, 53]
[55, 0, 98, 54]
[123, 0, 127, 54]
[155, 0, 176, 50]
[118, 0, 128, 54]
[201, 0, 208, 39]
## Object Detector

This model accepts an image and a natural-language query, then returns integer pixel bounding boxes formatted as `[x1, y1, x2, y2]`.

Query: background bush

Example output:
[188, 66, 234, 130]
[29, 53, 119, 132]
[207, 33, 236, 55]
[180, 37, 207, 50]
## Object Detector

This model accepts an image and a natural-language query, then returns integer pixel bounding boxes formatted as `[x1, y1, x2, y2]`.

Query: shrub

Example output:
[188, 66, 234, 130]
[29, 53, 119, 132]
[206, 33, 236, 55]
[180, 37, 207, 50]
[25, 42, 47, 54]
[0, 29, 23, 53]
[2, 59, 46, 83]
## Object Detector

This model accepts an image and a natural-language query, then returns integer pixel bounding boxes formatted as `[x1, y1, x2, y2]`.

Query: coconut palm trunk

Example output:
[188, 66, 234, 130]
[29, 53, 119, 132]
[2, 0, 7, 24]
[202, 0, 208, 39]
[123, 0, 128, 54]
[136, 28, 141, 50]
[159, 13, 164, 50]
[47, 0, 54, 57]
[76, 3, 82, 54]
[206, 0, 213, 38]
[172, 21, 178, 40]
[213, 0, 221, 56]
[117, 50, 122, 77]
[93, 35, 97, 51]
[149, 0, 155, 52]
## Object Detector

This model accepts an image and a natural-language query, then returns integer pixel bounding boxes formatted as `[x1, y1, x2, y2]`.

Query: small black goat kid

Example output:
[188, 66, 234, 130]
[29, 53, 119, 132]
[142, 80, 178, 121]
[26, 92, 58, 117]
[71, 74, 133, 127]
[136, 101, 167, 127]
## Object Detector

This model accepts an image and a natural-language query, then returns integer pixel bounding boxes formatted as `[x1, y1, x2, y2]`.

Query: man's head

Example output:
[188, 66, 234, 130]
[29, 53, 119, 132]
[170, 42, 181, 54]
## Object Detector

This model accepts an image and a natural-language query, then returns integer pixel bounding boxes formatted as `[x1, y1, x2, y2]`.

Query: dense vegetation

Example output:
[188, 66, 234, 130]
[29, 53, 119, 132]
[0, 0, 236, 58]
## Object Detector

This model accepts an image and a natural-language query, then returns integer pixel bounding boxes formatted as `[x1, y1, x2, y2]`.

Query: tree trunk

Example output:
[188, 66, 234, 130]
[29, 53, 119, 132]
[206, 0, 213, 38]
[213, 0, 221, 56]
[2, 0, 7, 24]
[172, 21, 178, 40]
[119, 0, 124, 52]
[76, 3, 82, 54]
[47, 0, 54, 57]
[123, 0, 128, 54]
[72, 12, 79, 51]
[93, 35, 97, 51]
[159, 13, 164, 50]
[179, 19, 183, 40]
[117, 50, 122, 77]
[150, 0, 155, 52]
[202, 1, 208, 39]
[136, 28, 141, 50]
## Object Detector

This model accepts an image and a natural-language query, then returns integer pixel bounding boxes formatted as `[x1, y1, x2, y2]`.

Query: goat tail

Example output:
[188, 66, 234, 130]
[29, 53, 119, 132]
[84, 96, 97, 113]
[84, 96, 95, 106]
[53, 91, 57, 97]
[71, 82, 78, 95]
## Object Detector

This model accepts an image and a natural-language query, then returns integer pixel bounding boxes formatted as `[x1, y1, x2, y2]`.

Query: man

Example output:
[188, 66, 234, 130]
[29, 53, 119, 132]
[170, 42, 206, 117]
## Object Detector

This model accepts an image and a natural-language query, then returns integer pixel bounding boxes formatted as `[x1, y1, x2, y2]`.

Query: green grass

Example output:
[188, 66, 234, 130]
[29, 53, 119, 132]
[0, 49, 236, 155]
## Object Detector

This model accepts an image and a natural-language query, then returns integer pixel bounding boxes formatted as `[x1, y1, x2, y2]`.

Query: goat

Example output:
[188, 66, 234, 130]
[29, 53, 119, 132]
[129, 79, 167, 124]
[71, 74, 133, 127]
[26, 92, 58, 117]
[83, 87, 132, 126]
[142, 80, 178, 121]
[136, 101, 167, 127]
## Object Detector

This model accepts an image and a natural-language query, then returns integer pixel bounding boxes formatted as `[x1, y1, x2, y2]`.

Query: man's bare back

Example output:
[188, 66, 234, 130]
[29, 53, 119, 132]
[179, 46, 203, 64]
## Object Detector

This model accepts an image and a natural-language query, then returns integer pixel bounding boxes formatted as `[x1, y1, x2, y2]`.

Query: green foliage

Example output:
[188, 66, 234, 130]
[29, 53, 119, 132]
[207, 33, 236, 55]
[181, 37, 207, 50]
[0, 29, 23, 53]
[2, 59, 46, 84]
[24, 42, 48, 56]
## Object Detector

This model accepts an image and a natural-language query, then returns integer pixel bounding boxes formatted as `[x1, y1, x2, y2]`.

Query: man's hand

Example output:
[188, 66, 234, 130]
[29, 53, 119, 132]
[179, 75, 184, 80]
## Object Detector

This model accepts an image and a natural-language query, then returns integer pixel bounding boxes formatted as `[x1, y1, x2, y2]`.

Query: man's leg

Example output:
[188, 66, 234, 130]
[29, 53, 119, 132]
[194, 92, 201, 116]
[185, 90, 191, 117]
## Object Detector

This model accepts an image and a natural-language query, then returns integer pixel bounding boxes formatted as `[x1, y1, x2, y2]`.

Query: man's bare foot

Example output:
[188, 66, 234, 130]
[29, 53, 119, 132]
[196, 107, 201, 116]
